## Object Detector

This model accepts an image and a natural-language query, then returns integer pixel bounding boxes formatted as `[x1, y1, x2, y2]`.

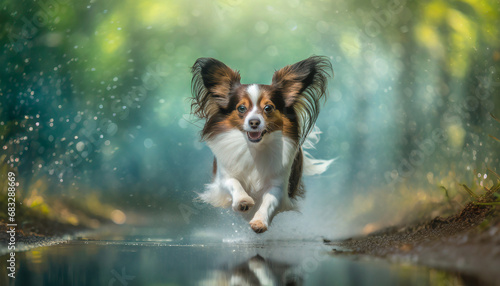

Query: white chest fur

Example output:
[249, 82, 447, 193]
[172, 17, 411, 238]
[206, 130, 297, 194]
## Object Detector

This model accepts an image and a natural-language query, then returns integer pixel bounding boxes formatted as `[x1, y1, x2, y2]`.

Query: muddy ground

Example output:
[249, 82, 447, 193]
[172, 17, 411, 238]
[0, 216, 89, 255]
[328, 191, 500, 285]
[1, 189, 499, 285]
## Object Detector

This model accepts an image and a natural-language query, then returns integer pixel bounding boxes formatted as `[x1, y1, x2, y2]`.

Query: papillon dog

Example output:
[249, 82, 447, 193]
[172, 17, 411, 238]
[191, 56, 333, 233]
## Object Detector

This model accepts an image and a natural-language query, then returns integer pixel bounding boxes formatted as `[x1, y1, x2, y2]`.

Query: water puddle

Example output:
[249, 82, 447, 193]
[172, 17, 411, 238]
[1, 228, 470, 286]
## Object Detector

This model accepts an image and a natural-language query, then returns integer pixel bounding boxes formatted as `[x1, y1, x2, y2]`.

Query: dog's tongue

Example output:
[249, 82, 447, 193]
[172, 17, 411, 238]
[248, 131, 262, 140]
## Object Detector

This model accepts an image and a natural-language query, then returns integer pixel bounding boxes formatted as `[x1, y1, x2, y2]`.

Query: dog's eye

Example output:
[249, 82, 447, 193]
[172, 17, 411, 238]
[237, 105, 247, 113]
[264, 105, 274, 113]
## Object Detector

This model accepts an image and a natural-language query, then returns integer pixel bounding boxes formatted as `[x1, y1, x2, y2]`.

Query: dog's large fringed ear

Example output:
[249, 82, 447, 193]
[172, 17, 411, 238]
[191, 58, 241, 119]
[272, 56, 332, 140]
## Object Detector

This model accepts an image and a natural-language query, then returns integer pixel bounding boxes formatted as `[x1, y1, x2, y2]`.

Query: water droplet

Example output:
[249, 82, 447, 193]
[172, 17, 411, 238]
[76, 142, 85, 152]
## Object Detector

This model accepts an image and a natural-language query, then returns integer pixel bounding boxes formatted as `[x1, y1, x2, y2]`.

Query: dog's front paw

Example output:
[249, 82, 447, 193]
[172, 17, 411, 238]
[249, 219, 268, 233]
[232, 196, 255, 213]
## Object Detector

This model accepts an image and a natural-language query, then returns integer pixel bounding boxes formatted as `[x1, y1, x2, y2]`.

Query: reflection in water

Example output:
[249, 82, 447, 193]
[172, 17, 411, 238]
[0, 234, 469, 286]
[199, 255, 302, 286]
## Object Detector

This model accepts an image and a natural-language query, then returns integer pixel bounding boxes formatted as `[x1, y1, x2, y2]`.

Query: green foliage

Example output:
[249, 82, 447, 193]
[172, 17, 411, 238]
[0, 0, 499, 226]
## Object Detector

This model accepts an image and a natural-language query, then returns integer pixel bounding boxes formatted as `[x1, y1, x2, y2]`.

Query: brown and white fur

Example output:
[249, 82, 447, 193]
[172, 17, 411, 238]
[191, 56, 333, 233]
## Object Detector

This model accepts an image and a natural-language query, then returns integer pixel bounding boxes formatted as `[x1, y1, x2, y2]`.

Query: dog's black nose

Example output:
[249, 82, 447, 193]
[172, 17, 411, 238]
[249, 119, 260, 129]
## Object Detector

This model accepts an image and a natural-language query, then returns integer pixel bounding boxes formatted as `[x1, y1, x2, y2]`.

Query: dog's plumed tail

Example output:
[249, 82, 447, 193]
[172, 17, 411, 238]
[302, 126, 334, 176]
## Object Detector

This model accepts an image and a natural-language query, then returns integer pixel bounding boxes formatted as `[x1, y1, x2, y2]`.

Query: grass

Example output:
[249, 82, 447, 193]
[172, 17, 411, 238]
[458, 114, 500, 207]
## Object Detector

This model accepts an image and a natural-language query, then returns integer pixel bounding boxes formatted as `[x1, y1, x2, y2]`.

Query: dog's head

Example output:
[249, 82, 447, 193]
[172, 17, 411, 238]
[191, 56, 332, 144]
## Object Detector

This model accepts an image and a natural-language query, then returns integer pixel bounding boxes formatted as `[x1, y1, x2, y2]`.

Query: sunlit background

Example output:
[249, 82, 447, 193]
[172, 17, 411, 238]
[1, 0, 499, 240]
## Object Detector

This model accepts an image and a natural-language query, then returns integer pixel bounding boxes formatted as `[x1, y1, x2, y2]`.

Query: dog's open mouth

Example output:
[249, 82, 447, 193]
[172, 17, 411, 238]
[247, 131, 265, 143]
